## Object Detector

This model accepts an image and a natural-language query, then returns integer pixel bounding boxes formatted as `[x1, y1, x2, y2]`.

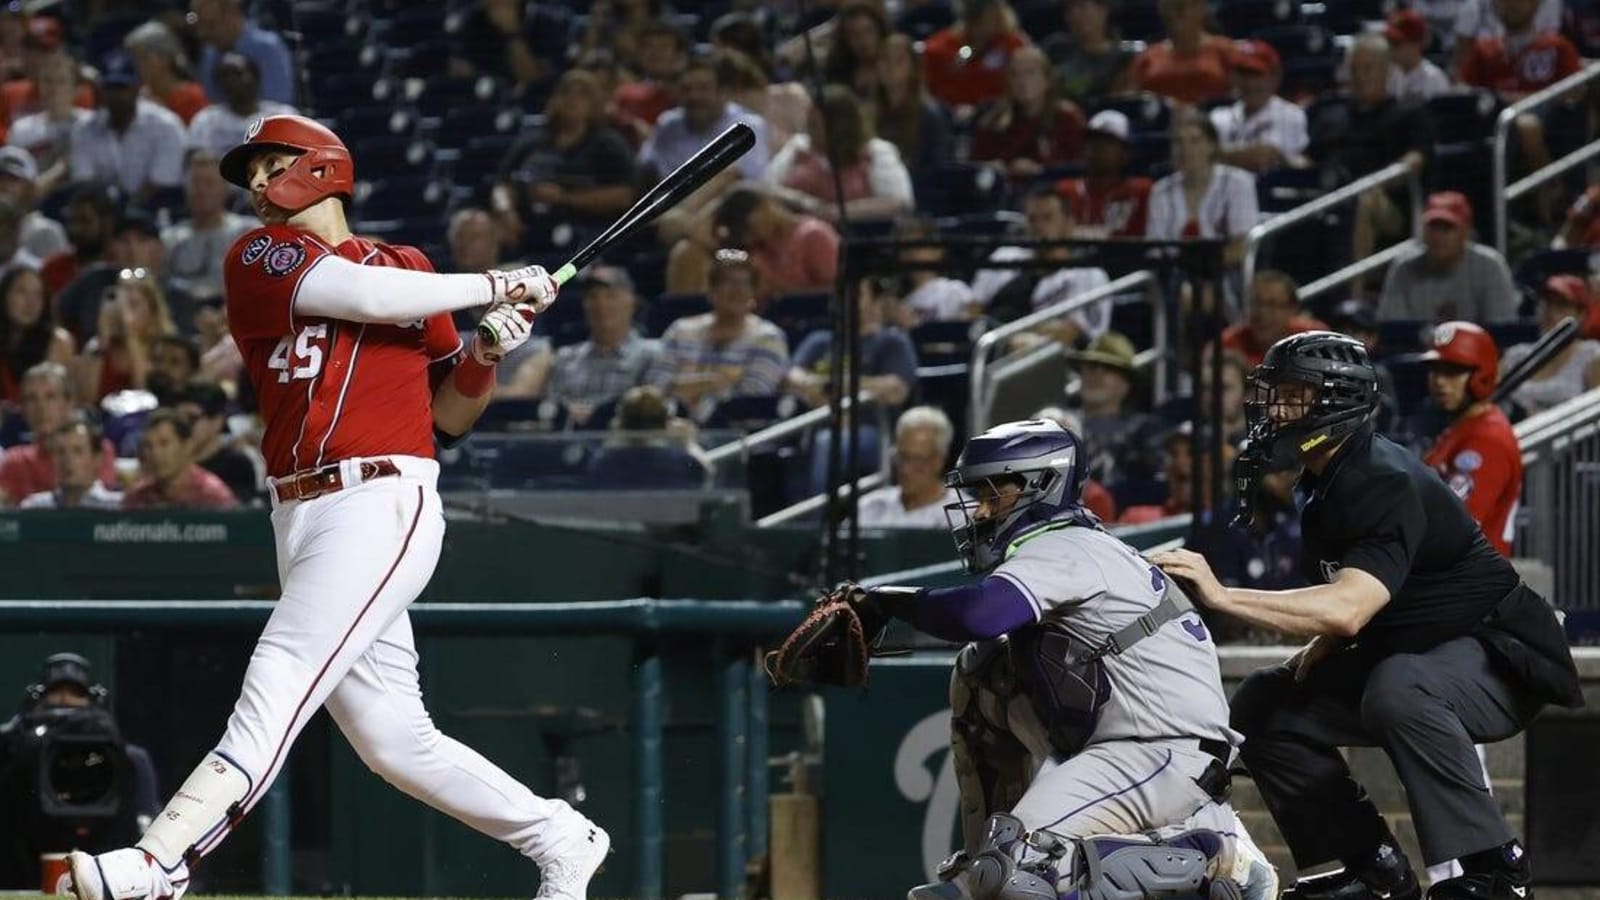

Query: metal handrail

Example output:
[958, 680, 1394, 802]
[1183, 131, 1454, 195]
[1493, 63, 1600, 254]
[756, 471, 889, 527]
[1242, 160, 1420, 289]
[1299, 238, 1421, 304]
[1514, 385, 1600, 453]
[701, 392, 870, 467]
[969, 271, 1156, 433]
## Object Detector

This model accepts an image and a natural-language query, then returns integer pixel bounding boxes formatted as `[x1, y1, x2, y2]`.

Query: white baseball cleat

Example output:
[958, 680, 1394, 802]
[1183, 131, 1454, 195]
[67, 848, 186, 900]
[534, 809, 611, 900]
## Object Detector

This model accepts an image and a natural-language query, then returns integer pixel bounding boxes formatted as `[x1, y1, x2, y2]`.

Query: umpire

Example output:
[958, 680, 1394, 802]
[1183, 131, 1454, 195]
[1153, 332, 1582, 900]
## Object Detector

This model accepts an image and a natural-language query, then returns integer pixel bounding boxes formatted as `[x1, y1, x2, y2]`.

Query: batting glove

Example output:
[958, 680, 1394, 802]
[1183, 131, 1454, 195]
[486, 264, 558, 314]
[472, 302, 536, 364]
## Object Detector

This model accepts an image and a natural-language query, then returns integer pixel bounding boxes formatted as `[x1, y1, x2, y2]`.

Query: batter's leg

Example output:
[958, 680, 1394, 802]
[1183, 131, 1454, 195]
[324, 612, 609, 898]
[70, 481, 446, 900]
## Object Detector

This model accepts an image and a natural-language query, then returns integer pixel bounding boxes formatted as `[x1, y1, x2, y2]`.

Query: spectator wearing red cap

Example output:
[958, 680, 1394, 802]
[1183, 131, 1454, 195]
[1131, 0, 1234, 105]
[921, 0, 1029, 111]
[1210, 39, 1307, 174]
[1377, 191, 1518, 322]
[1385, 10, 1453, 102]
[1055, 110, 1151, 238]
[0, 16, 95, 142]
[1450, 0, 1562, 65]
[971, 45, 1087, 177]
[1498, 276, 1600, 414]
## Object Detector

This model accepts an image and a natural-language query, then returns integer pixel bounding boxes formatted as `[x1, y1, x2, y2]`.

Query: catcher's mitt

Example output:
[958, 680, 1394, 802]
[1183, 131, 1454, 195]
[765, 582, 889, 688]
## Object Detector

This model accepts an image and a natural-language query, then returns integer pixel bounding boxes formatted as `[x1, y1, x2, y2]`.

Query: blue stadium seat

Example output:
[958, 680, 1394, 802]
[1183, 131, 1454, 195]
[895, 1, 956, 40]
[1513, 249, 1590, 289]
[314, 75, 387, 116]
[355, 177, 449, 221]
[1092, 93, 1172, 136]
[478, 398, 567, 431]
[909, 321, 975, 367]
[284, 5, 365, 49]
[767, 292, 833, 343]
[437, 106, 521, 150]
[1218, 0, 1302, 34]
[1256, 167, 1326, 214]
[410, 77, 501, 120]
[1116, 1, 1165, 42]
[336, 107, 416, 144]
[84, 14, 147, 63]
[704, 395, 796, 432]
[455, 135, 517, 188]
[1487, 321, 1541, 349]
[1252, 24, 1337, 95]
[1312, 0, 1390, 34]
[349, 135, 439, 178]
[912, 163, 1010, 219]
[384, 7, 450, 47]
[305, 40, 385, 81]
[646, 293, 711, 337]
[1426, 90, 1500, 145]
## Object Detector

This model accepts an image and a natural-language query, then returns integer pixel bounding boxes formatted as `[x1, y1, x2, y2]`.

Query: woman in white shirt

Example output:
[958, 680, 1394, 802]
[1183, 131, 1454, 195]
[1145, 112, 1258, 268]
[764, 83, 914, 223]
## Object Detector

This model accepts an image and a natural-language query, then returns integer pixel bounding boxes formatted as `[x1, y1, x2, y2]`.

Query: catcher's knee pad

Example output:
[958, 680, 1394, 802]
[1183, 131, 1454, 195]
[137, 751, 253, 869]
[909, 814, 1057, 900]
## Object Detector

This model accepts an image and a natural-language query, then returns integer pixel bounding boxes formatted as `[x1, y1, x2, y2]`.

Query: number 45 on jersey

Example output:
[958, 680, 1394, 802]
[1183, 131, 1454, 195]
[267, 324, 328, 383]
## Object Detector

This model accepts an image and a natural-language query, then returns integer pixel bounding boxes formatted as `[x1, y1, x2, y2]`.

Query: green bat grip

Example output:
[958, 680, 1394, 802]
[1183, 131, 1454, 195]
[476, 262, 578, 348]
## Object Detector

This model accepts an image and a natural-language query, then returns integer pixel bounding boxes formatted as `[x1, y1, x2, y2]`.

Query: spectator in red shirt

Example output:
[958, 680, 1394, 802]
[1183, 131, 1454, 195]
[666, 183, 840, 294]
[72, 267, 178, 404]
[1460, 0, 1582, 219]
[0, 361, 117, 505]
[122, 407, 237, 510]
[612, 19, 688, 145]
[1132, 0, 1233, 105]
[1220, 270, 1326, 366]
[971, 45, 1087, 178]
[922, 0, 1030, 112]
[123, 21, 207, 124]
[42, 182, 118, 309]
[1055, 110, 1152, 238]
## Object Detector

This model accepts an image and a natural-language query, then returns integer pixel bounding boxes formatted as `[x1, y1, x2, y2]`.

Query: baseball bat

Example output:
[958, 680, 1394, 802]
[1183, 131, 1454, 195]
[1489, 316, 1578, 405]
[479, 122, 757, 346]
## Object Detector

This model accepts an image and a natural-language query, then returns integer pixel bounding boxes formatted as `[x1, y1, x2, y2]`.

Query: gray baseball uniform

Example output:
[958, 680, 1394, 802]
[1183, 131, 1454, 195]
[991, 523, 1241, 840]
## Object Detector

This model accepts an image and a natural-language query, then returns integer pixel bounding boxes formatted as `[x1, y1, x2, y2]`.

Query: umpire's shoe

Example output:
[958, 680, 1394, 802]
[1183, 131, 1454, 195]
[1427, 841, 1533, 900]
[1283, 840, 1421, 900]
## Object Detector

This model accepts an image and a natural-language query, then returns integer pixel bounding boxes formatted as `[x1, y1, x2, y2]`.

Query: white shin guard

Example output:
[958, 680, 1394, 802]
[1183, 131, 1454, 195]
[136, 752, 253, 869]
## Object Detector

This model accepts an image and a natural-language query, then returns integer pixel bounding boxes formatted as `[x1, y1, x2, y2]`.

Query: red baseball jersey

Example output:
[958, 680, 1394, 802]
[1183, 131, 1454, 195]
[1460, 32, 1581, 95]
[1424, 407, 1523, 557]
[224, 225, 464, 478]
[1055, 176, 1152, 238]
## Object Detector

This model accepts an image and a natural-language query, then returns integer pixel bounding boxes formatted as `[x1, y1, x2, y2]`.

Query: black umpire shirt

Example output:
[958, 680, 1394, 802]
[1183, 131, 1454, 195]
[1296, 422, 1518, 654]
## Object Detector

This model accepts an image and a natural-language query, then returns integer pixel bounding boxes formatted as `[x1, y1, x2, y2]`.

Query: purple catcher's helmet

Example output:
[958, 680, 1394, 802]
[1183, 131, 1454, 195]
[944, 419, 1090, 573]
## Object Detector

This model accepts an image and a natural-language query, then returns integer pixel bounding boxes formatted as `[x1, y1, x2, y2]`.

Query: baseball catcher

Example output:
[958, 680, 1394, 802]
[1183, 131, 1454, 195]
[770, 420, 1277, 900]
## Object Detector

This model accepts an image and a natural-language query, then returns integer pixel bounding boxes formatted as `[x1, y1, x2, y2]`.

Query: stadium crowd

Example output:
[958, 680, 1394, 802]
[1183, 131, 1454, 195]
[0, 0, 1597, 595]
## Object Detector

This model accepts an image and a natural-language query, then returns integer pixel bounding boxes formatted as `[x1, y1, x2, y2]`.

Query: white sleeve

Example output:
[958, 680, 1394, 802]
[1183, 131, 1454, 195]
[293, 254, 494, 324]
[1145, 178, 1177, 239]
[151, 119, 187, 188]
[1209, 107, 1236, 150]
[1280, 104, 1309, 158]
[738, 114, 771, 180]
[1223, 168, 1259, 236]
[764, 135, 801, 186]
[865, 138, 914, 207]
[1068, 268, 1113, 338]
[68, 123, 94, 182]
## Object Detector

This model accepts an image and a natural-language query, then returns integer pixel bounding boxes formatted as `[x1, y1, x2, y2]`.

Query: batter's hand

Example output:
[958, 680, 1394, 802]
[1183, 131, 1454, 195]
[1150, 548, 1227, 610]
[486, 264, 558, 314]
[472, 302, 536, 363]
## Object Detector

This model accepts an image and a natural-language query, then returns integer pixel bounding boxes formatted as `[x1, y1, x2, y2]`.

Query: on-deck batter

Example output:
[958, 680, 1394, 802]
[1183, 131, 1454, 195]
[66, 115, 609, 900]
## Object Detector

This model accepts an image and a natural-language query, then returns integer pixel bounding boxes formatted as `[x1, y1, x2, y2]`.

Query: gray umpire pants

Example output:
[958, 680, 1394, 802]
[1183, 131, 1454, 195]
[1230, 637, 1542, 868]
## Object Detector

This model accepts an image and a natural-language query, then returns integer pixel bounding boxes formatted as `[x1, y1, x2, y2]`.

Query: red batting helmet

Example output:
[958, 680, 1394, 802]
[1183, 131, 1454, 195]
[1420, 320, 1499, 400]
[218, 115, 355, 213]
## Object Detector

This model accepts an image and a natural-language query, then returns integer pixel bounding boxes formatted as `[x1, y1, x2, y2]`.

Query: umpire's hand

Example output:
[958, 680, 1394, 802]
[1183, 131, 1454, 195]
[1149, 549, 1227, 609]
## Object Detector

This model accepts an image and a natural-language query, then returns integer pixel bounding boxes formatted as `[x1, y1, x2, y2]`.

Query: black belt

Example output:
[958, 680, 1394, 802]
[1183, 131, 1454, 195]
[1196, 738, 1233, 802]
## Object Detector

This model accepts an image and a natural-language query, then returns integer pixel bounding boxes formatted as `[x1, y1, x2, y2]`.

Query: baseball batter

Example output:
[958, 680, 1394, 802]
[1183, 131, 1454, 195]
[852, 420, 1274, 900]
[65, 115, 609, 900]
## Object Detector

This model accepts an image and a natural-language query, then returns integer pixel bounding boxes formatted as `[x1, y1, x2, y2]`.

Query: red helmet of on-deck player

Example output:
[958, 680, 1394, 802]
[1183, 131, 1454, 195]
[218, 114, 355, 213]
[1419, 320, 1499, 401]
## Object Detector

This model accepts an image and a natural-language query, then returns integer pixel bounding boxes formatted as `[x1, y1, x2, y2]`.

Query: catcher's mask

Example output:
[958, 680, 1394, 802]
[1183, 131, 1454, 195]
[1234, 331, 1377, 528]
[944, 420, 1091, 574]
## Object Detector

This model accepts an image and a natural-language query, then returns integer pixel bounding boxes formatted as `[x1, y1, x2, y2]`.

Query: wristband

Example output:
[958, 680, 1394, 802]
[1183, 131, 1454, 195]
[452, 352, 496, 398]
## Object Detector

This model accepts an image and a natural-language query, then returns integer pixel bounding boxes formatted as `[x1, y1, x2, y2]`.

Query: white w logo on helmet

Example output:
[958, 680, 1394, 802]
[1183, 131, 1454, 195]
[244, 118, 264, 141]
